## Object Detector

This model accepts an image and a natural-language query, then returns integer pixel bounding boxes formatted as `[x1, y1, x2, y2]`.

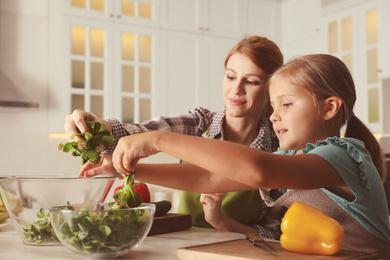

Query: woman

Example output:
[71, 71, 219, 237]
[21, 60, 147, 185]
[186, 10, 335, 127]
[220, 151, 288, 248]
[65, 36, 283, 235]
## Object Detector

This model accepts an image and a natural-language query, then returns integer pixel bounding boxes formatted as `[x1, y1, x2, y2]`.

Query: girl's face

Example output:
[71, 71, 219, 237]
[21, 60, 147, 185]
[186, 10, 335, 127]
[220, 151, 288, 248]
[223, 53, 266, 119]
[269, 77, 328, 150]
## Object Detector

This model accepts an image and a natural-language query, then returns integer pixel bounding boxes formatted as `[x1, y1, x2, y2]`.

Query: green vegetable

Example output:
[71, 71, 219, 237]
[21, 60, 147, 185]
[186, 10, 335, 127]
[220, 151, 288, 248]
[58, 121, 115, 164]
[23, 208, 58, 243]
[52, 204, 152, 254]
[109, 172, 141, 209]
[151, 200, 172, 217]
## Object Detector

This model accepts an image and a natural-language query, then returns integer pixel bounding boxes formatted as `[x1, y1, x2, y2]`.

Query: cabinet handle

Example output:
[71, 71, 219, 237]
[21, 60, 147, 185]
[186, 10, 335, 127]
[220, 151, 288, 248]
[204, 28, 209, 32]
[199, 27, 204, 31]
[117, 14, 122, 18]
[110, 14, 114, 18]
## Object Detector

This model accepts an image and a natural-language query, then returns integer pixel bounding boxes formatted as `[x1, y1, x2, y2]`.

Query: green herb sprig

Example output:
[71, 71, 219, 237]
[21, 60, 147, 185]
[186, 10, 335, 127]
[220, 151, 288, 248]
[23, 208, 58, 243]
[109, 172, 141, 209]
[58, 121, 115, 164]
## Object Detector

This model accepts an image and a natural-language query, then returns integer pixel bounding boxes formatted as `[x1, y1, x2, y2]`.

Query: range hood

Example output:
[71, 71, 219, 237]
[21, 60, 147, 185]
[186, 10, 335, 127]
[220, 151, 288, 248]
[0, 71, 39, 108]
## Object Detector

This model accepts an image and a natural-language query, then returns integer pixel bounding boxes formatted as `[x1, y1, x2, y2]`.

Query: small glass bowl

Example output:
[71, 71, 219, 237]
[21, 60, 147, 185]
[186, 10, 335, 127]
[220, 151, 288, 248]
[0, 175, 115, 246]
[50, 203, 155, 258]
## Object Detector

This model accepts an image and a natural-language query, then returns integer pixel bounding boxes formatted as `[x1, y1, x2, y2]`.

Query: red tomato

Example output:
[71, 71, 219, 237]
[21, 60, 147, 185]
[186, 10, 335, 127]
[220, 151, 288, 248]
[113, 182, 150, 203]
[134, 182, 151, 203]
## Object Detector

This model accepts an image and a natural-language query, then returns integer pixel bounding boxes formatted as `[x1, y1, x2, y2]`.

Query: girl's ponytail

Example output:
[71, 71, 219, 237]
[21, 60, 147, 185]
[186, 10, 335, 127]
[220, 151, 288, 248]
[345, 116, 387, 183]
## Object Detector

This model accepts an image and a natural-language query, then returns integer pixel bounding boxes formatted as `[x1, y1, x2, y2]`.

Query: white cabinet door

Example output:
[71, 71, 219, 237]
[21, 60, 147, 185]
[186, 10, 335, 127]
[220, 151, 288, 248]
[61, 16, 159, 124]
[242, 0, 282, 41]
[161, 31, 237, 115]
[63, 17, 115, 119]
[322, 1, 381, 133]
[200, 36, 237, 111]
[160, 31, 202, 115]
[203, 0, 242, 38]
[160, 0, 201, 33]
[63, 0, 160, 27]
[161, 0, 242, 38]
[112, 24, 160, 123]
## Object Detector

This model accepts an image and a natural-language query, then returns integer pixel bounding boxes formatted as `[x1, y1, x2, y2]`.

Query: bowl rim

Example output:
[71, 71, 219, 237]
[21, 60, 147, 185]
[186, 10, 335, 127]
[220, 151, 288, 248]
[0, 175, 116, 180]
[50, 202, 156, 213]
[49, 202, 156, 213]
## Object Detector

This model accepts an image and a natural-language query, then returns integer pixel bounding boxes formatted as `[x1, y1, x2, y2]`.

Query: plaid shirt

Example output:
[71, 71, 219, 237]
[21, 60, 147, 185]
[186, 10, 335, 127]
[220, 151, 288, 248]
[104, 106, 278, 155]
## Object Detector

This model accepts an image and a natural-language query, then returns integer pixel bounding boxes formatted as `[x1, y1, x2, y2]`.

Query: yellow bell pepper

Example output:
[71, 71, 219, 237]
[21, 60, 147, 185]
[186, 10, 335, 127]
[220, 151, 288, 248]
[280, 202, 344, 255]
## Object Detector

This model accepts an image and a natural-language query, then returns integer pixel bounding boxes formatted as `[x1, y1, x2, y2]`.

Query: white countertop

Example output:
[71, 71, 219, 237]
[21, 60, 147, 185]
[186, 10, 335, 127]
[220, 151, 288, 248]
[0, 220, 243, 260]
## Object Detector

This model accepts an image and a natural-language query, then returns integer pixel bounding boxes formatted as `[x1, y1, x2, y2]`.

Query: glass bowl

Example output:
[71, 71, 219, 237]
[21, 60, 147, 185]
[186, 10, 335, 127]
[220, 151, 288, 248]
[50, 202, 155, 258]
[0, 175, 115, 246]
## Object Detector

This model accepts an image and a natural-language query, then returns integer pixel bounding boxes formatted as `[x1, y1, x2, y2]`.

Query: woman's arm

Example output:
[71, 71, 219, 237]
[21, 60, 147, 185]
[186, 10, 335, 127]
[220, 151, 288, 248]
[112, 131, 345, 191]
[200, 193, 257, 233]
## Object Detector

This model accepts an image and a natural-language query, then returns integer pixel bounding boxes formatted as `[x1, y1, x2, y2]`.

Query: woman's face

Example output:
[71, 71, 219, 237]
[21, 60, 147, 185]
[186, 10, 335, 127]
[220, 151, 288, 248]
[223, 53, 266, 119]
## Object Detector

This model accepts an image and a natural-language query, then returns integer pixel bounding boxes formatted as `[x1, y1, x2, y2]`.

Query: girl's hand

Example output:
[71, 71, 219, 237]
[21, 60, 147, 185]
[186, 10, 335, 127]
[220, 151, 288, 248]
[65, 109, 112, 141]
[200, 193, 224, 228]
[112, 132, 160, 176]
[78, 153, 122, 179]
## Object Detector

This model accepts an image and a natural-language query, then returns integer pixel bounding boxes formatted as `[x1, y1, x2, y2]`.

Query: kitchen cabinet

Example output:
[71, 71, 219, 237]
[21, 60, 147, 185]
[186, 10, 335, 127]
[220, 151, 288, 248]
[48, 0, 160, 132]
[321, 0, 389, 135]
[63, 16, 159, 124]
[280, 0, 322, 60]
[160, 0, 282, 40]
[63, 0, 160, 27]
[160, 0, 242, 38]
[241, 0, 282, 41]
[160, 31, 237, 115]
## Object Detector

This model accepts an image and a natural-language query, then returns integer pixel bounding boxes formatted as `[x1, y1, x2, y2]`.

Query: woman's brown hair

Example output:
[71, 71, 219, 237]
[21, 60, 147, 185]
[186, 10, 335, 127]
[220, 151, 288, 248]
[224, 36, 283, 80]
[225, 36, 284, 118]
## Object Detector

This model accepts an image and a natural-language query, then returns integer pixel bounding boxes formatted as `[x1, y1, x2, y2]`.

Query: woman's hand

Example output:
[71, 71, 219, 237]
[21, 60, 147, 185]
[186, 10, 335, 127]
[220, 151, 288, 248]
[64, 109, 112, 141]
[200, 193, 224, 228]
[78, 153, 122, 179]
[200, 193, 257, 234]
[112, 132, 160, 176]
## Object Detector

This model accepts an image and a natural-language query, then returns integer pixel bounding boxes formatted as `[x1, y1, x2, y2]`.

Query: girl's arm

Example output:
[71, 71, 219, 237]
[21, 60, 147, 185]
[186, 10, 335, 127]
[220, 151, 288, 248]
[77, 154, 253, 192]
[133, 163, 255, 193]
[113, 131, 345, 191]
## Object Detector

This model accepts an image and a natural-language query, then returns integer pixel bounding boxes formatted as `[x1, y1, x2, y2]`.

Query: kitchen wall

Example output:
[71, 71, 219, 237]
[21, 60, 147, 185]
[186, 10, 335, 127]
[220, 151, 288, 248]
[0, 1, 77, 175]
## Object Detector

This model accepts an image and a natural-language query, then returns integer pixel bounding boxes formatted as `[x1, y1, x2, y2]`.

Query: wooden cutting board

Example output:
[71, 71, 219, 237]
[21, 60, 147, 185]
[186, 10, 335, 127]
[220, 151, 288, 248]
[148, 213, 192, 236]
[176, 239, 380, 260]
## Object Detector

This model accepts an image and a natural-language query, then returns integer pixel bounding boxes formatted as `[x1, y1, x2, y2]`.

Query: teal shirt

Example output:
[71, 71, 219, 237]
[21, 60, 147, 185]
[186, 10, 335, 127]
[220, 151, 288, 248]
[277, 137, 390, 244]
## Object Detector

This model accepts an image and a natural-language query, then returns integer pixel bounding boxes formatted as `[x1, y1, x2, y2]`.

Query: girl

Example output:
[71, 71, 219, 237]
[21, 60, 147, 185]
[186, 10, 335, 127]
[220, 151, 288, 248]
[108, 54, 390, 257]
[65, 36, 283, 235]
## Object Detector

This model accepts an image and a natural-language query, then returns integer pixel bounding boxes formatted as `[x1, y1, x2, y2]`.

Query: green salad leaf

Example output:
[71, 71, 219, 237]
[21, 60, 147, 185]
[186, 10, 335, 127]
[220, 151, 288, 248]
[58, 121, 115, 164]
[52, 204, 152, 254]
[23, 173, 144, 245]
[109, 172, 142, 209]
[23, 208, 58, 243]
